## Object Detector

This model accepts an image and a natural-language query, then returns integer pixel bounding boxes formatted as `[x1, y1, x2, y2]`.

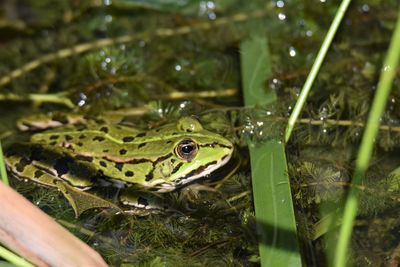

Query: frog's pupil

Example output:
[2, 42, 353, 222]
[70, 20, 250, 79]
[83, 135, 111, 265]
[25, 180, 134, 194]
[182, 145, 193, 154]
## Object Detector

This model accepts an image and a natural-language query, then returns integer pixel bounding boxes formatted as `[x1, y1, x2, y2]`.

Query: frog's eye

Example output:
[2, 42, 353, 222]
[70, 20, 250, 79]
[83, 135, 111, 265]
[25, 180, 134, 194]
[175, 139, 198, 161]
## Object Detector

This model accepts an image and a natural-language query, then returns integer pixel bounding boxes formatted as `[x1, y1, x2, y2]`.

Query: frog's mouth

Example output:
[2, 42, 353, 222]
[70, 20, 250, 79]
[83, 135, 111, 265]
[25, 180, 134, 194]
[156, 152, 233, 192]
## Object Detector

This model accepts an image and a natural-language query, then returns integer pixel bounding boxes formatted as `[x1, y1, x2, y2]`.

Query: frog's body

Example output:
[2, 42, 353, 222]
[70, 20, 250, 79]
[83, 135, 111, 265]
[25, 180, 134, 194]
[5, 117, 234, 215]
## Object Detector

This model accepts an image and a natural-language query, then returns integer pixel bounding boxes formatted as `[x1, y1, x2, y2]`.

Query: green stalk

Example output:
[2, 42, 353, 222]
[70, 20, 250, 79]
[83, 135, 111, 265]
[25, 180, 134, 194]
[284, 0, 352, 142]
[334, 8, 400, 267]
[0, 246, 35, 267]
[0, 140, 9, 185]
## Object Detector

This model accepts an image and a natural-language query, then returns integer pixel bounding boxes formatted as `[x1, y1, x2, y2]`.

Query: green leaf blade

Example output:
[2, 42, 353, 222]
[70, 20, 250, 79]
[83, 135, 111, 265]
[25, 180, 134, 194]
[240, 23, 301, 267]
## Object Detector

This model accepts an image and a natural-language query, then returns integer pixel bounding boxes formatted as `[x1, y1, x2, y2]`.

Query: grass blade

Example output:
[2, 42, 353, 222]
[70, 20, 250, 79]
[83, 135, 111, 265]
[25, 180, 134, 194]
[0, 140, 9, 185]
[240, 24, 301, 266]
[333, 8, 400, 267]
[0, 246, 35, 267]
[284, 0, 352, 142]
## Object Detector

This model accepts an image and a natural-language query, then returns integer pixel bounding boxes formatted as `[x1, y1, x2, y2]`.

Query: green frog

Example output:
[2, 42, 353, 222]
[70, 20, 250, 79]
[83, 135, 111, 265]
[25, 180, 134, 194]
[5, 116, 234, 216]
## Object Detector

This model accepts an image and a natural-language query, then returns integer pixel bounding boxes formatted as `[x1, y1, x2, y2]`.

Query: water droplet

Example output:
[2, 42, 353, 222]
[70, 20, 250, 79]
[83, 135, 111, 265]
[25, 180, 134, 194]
[78, 93, 87, 107]
[199, 1, 216, 19]
[289, 46, 297, 57]
[105, 15, 113, 23]
[175, 64, 182, 71]
[383, 64, 391, 72]
[276, 0, 285, 8]
[361, 4, 369, 12]
[78, 100, 86, 107]
[269, 78, 283, 90]
[208, 12, 217, 20]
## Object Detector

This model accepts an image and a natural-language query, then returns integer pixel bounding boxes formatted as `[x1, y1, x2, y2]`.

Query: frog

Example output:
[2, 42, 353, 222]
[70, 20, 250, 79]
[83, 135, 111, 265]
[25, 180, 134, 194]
[5, 116, 234, 217]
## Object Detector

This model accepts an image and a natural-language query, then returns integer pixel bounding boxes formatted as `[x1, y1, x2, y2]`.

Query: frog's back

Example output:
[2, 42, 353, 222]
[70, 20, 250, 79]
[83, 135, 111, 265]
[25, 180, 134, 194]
[30, 123, 169, 159]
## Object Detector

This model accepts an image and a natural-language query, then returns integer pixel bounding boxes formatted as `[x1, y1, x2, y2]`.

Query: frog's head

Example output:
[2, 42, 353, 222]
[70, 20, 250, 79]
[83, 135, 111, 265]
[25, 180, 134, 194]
[152, 117, 234, 192]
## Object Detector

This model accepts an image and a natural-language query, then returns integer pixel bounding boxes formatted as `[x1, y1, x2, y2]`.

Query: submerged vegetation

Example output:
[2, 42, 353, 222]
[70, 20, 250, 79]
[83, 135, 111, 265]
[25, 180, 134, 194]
[0, 0, 400, 266]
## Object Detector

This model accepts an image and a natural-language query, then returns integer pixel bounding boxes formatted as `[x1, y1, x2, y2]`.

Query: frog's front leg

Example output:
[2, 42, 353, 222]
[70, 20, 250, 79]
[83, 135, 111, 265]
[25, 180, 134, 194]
[119, 188, 167, 215]
[5, 145, 118, 217]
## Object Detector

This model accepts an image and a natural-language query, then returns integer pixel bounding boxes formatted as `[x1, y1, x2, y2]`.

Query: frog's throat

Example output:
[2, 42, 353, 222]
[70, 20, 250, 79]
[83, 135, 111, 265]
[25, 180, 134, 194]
[155, 153, 233, 192]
